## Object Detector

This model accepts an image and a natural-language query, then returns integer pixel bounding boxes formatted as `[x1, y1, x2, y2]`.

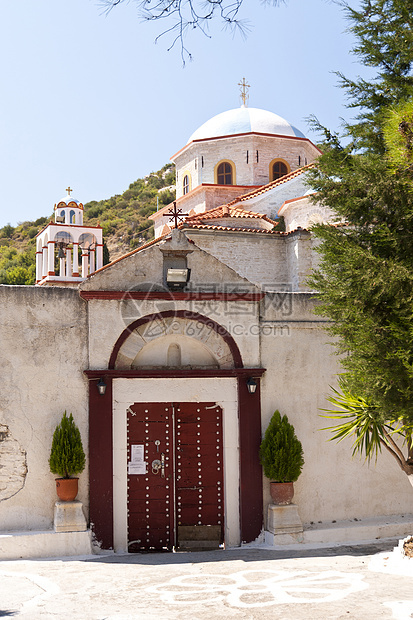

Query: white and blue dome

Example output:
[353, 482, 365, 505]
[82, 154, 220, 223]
[55, 195, 83, 209]
[188, 106, 305, 143]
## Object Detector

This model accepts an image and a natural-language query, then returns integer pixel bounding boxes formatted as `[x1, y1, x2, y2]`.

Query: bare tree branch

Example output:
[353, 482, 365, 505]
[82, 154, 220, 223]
[99, 0, 285, 63]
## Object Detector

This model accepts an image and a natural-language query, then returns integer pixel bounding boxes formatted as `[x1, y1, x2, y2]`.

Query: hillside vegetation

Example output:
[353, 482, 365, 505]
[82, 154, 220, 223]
[0, 164, 175, 285]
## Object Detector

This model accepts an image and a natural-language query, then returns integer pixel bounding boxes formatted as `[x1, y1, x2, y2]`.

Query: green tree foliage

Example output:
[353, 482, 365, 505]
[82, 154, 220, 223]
[382, 98, 413, 172]
[103, 242, 110, 266]
[0, 224, 15, 239]
[259, 411, 304, 482]
[0, 244, 36, 285]
[307, 0, 413, 474]
[49, 412, 86, 479]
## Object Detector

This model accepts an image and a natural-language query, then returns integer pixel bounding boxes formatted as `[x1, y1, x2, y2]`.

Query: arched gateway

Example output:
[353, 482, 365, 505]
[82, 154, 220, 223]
[85, 310, 265, 552]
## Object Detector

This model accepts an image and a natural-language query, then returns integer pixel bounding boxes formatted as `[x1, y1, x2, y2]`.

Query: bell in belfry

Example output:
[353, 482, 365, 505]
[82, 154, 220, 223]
[57, 242, 65, 259]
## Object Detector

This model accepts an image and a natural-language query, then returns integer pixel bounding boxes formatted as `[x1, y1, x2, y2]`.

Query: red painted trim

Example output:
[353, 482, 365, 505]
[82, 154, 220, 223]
[84, 235, 164, 278]
[47, 271, 55, 276]
[85, 368, 265, 379]
[238, 376, 263, 542]
[72, 272, 80, 277]
[45, 222, 102, 229]
[79, 291, 265, 301]
[48, 240, 56, 244]
[184, 183, 261, 189]
[149, 185, 261, 220]
[88, 375, 114, 549]
[108, 310, 244, 370]
[171, 132, 321, 160]
[277, 193, 318, 216]
[84, 367, 265, 549]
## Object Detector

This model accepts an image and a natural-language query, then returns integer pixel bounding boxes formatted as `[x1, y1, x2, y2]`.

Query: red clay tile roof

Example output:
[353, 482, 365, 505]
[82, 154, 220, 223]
[181, 223, 310, 235]
[184, 204, 277, 226]
[182, 222, 285, 234]
[85, 231, 171, 278]
[85, 216, 309, 279]
[226, 164, 314, 205]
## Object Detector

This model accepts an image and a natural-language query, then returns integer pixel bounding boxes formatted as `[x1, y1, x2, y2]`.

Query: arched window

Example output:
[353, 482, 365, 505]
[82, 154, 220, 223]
[183, 175, 189, 195]
[217, 162, 233, 185]
[272, 160, 289, 181]
[69, 210, 76, 224]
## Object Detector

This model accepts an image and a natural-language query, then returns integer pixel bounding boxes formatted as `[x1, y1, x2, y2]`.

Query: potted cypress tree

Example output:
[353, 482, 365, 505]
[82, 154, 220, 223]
[49, 412, 86, 502]
[259, 411, 304, 505]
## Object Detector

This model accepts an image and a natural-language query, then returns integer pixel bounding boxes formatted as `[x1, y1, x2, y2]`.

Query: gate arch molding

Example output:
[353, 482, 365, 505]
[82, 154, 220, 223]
[109, 310, 244, 370]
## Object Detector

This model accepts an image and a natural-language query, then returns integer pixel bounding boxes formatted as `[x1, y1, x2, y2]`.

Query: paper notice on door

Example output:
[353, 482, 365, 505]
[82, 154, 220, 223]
[128, 461, 147, 475]
[131, 444, 144, 463]
[128, 444, 146, 474]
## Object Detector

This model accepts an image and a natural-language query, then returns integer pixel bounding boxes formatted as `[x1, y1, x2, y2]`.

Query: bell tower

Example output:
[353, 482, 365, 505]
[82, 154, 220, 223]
[35, 188, 103, 286]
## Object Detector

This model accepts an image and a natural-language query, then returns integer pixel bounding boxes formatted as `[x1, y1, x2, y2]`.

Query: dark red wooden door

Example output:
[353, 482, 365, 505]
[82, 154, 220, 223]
[127, 403, 174, 551]
[127, 402, 223, 551]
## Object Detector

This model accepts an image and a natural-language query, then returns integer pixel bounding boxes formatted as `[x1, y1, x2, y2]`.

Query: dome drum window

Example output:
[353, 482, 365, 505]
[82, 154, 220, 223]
[215, 161, 235, 185]
[270, 159, 290, 181]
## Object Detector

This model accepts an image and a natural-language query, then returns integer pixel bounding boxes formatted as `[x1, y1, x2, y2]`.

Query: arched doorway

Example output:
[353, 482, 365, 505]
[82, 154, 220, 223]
[86, 311, 264, 552]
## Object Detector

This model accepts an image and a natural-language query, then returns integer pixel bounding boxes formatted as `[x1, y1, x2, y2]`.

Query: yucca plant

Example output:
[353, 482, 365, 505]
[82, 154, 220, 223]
[49, 412, 86, 479]
[259, 411, 304, 482]
[321, 381, 413, 484]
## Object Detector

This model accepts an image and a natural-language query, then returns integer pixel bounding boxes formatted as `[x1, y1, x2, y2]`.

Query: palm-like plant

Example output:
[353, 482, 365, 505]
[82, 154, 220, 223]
[321, 381, 413, 486]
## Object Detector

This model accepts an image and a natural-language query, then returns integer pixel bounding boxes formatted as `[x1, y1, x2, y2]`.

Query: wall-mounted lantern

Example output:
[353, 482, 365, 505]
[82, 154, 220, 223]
[246, 377, 257, 394]
[97, 378, 107, 396]
[166, 268, 191, 290]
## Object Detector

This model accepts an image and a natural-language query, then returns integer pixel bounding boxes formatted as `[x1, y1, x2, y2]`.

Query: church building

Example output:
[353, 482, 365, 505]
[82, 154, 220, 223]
[1, 89, 412, 559]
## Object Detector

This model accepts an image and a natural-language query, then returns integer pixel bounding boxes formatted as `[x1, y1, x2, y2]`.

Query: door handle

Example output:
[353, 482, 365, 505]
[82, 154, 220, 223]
[151, 459, 161, 474]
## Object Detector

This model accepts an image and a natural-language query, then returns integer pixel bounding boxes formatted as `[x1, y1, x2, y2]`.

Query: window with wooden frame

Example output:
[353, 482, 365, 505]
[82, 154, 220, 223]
[183, 175, 190, 195]
[271, 160, 289, 181]
[217, 162, 233, 185]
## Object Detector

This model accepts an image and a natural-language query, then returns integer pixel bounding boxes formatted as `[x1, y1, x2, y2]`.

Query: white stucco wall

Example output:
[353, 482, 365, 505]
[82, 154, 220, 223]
[240, 175, 311, 221]
[112, 377, 239, 551]
[185, 230, 289, 290]
[279, 196, 336, 232]
[2, 235, 412, 547]
[259, 293, 413, 526]
[86, 297, 261, 371]
[0, 286, 88, 532]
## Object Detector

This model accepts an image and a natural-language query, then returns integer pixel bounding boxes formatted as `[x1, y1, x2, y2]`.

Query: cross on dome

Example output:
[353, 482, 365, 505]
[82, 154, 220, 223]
[66, 186, 73, 195]
[238, 77, 250, 107]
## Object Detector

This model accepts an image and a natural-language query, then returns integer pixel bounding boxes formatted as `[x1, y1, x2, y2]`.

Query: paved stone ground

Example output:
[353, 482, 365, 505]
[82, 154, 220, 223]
[1, 540, 413, 619]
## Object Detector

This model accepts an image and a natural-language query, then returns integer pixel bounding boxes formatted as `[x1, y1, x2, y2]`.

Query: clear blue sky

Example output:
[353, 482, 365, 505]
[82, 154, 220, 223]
[0, 0, 364, 228]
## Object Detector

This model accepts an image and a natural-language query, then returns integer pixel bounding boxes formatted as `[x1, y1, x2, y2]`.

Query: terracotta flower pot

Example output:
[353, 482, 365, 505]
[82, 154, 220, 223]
[55, 478, 79, 501]
[270, 482, 294, 505]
